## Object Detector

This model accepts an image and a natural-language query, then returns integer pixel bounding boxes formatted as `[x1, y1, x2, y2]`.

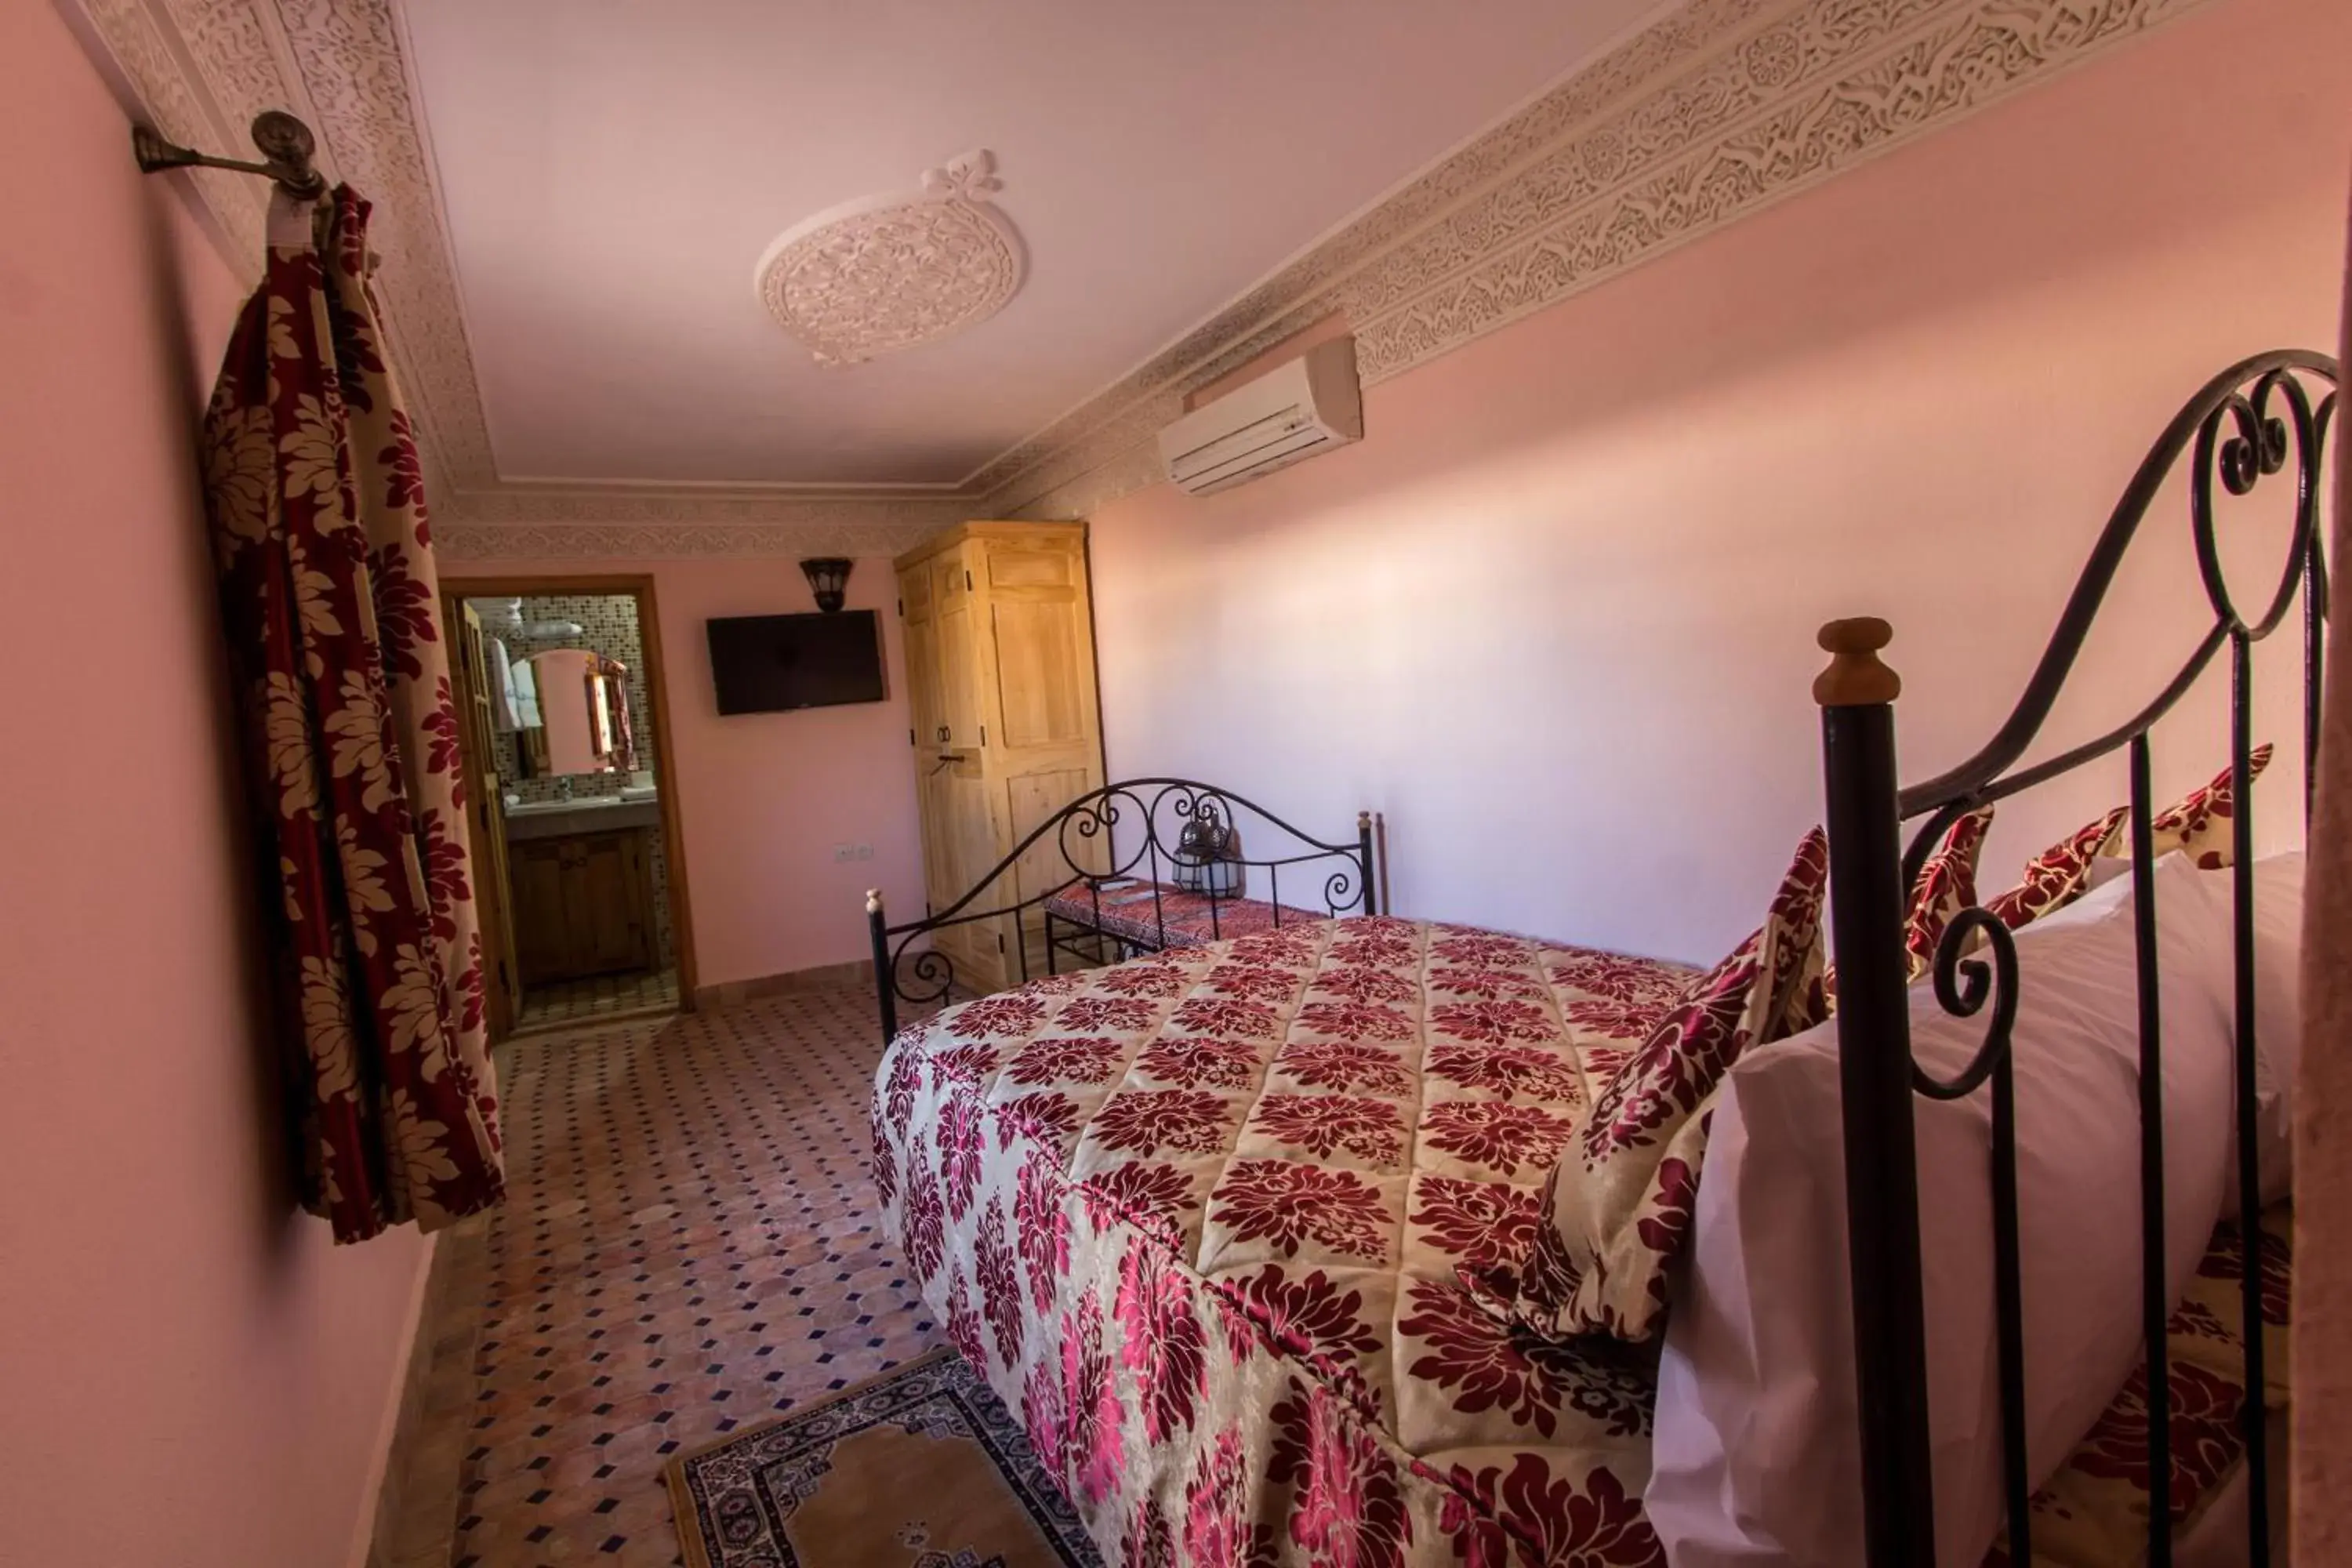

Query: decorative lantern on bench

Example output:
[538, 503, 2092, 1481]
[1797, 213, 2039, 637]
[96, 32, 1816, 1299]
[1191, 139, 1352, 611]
[1174, 800, 1247, 898]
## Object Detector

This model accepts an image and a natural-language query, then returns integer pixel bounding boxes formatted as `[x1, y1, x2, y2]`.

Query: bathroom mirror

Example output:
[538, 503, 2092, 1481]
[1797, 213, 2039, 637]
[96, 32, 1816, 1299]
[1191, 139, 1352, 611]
[532, 649, 608, 776]
[467, 593, 651, 789]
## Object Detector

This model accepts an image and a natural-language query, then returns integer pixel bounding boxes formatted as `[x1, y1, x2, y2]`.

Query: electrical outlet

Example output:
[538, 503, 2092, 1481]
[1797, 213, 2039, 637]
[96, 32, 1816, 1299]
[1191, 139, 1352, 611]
[854, 844, 874, 861]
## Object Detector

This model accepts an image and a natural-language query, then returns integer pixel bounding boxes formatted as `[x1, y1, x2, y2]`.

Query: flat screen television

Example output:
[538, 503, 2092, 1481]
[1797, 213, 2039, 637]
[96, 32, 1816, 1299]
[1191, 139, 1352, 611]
[706, 610, 887, 715]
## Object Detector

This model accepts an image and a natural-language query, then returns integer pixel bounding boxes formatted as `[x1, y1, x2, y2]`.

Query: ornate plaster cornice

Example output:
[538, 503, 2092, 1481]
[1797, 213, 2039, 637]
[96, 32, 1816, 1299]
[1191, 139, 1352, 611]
[974, 0, 2221, 521]
[434, 515, 958, 563]
[431, 488, 964, 561]
[68, 0, 2216, 557]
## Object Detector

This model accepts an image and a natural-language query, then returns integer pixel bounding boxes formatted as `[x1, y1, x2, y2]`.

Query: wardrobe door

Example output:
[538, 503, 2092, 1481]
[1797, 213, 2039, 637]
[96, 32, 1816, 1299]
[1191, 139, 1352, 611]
[985, 541, 1097, 756]
[934, 551, 985, 751]
[983, 536, 1105, 977]
[898, 561, 948, 750]
[924, 752, 1007, 994]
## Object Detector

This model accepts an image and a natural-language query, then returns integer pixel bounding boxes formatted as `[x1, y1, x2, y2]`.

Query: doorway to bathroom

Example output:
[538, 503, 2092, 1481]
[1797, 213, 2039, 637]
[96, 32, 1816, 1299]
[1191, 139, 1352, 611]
[441, 575, 698, 1040]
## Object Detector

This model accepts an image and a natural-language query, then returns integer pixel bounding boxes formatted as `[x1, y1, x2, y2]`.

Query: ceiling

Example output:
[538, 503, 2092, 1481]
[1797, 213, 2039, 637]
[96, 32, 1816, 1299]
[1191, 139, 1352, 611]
[397, 0, 1663, 488]
[70, 0, 2176, 550]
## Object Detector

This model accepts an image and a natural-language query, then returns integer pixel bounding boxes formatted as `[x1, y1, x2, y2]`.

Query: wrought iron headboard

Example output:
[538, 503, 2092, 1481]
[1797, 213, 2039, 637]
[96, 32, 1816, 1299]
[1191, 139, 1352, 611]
[862, 778, 1377, 1044]
[1816, 348, 2337, 1566]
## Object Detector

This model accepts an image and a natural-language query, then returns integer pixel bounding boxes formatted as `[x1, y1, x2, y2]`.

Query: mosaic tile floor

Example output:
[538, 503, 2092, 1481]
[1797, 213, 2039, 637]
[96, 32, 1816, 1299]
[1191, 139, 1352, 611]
[513, 966, 681, 1033]
[381, 984, 942, 1567]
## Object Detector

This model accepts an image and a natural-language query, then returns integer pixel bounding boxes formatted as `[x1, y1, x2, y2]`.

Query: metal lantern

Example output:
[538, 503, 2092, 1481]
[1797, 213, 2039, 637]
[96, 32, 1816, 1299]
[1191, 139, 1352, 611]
[800, 557, 853, 612]
[1173, 801, 1246, 898]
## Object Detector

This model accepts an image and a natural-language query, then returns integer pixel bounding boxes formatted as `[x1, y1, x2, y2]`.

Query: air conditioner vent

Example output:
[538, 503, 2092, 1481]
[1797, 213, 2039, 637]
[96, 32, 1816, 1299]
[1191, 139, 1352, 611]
[1157, 337, 1362, 496]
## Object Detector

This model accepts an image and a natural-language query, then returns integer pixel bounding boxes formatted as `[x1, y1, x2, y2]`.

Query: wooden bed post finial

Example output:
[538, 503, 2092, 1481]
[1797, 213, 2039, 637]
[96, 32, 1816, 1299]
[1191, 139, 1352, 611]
[1814, 618, 1902, 707]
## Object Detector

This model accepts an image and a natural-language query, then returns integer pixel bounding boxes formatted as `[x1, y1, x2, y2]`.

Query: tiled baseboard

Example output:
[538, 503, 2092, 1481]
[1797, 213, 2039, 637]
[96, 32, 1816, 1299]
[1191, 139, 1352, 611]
[693, 958, 873, 1011]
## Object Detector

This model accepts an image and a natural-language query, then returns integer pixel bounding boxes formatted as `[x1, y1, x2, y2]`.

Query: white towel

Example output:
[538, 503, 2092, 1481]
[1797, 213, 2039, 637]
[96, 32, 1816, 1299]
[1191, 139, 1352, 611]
[485, 637, 522, 731]
[510, 656, 543, 730]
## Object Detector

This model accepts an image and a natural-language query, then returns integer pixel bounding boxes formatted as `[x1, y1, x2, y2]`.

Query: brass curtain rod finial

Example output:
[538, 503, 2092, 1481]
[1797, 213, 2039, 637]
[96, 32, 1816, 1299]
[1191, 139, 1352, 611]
[132, 110, 327, 201]
[1813, 616, 1902, 706]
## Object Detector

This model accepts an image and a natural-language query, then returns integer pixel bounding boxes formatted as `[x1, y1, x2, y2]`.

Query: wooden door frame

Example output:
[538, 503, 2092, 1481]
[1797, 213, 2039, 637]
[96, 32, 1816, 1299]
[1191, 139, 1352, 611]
[439, 573, 702, 1026]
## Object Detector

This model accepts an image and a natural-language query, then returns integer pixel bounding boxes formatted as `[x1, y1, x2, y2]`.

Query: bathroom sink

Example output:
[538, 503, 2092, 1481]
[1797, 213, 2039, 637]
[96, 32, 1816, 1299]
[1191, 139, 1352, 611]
[506, 795, 636, 817]
[503, 795, 661, 841]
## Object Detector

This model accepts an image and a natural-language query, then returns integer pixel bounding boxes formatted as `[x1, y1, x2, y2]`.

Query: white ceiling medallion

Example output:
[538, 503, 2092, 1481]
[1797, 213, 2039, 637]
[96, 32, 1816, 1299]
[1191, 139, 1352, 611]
[753, 150, 1027, 368]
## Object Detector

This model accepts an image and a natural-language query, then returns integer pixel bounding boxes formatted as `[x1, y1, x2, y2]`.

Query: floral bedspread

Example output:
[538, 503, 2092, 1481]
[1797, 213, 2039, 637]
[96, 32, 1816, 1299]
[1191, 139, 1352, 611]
[1044, 879, 1334, 953]
[871, 915, 1696, 1568]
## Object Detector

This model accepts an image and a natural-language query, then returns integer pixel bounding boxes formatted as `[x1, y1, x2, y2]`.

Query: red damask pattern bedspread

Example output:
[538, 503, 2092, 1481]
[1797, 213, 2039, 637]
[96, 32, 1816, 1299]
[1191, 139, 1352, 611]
[1044, 879, 1334, 953]
[871, 915, 1696, 1568]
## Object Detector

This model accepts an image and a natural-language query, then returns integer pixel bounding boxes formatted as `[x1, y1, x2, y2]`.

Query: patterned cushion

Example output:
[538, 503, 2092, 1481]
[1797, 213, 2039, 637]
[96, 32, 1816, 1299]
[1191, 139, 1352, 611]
[2125, 743, 2274, 869]
[1984, 806, 2128, 930]
[1502, 829, 1830, 1341]
[1902, 805, 1995, 974]
[1817, 805, 1995, 1013]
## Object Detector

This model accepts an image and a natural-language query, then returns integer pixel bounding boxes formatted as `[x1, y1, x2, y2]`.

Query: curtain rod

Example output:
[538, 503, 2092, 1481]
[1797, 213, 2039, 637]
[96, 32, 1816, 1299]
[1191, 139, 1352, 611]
[133, 109, 326, 201]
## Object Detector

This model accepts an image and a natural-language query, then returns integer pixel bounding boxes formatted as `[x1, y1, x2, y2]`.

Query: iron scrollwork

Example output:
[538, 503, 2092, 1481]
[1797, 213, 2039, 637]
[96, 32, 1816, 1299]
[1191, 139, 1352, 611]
[867, 779, 1377, 1036]
[1911, 909, 2020, 1102]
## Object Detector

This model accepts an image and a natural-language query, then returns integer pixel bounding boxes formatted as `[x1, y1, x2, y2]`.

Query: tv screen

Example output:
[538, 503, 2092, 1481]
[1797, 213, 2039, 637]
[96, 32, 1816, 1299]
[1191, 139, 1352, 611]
[706, 611, 887, 714]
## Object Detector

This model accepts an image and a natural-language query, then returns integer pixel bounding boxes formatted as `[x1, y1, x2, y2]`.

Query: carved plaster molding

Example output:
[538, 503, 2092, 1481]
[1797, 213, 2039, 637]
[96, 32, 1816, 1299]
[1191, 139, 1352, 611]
[437, 516, 956, 563]
[976, 0, 2223, 520]
[756, 150, 1026, 367]
[67, 0, 2218, 556]
[64, 0, 293, 277]
[434, 487, 965, 561]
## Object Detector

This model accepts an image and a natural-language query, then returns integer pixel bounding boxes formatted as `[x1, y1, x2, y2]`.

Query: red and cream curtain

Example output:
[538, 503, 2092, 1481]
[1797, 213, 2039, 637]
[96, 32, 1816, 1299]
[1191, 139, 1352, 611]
[201, 187, 503, 1242]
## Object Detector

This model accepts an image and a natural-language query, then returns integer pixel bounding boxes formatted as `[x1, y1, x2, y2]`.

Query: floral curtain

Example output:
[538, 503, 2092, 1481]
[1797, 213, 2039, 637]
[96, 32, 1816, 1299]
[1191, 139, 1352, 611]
[202, 186, 503, 1242]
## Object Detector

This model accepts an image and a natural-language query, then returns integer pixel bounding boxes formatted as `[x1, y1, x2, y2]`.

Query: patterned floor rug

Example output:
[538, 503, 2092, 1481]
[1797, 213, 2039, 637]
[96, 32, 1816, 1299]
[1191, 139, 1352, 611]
[666, 1348, 1101, 1568]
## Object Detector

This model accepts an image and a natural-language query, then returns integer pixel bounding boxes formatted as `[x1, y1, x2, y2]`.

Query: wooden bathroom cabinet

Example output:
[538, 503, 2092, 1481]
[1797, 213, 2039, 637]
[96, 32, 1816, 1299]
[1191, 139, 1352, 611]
[510, 826, 658, 983]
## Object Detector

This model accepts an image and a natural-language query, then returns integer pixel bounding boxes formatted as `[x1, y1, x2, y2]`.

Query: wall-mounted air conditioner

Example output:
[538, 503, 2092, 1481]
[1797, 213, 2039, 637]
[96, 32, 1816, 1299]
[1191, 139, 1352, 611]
[1157, 336, 1363, 496]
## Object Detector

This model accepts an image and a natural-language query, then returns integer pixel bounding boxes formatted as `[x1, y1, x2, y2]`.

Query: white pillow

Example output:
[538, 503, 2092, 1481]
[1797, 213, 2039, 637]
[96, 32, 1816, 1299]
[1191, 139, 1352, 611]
[2067, 850, 2299, 1201]
[2202, 850, 2302, 1205]
[1647, 850, 2238, 1568]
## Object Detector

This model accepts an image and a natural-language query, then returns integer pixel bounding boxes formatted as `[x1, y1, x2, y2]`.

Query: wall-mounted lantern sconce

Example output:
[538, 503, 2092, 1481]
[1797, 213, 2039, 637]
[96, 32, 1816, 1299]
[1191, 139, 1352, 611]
[800, 557, 853, 613]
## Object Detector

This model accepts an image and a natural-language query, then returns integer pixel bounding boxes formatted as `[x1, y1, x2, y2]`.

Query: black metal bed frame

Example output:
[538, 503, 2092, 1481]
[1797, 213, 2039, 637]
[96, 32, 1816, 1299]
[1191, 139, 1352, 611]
[862, 779, 1377, 1044]
[1819, 349, 2336, 1566]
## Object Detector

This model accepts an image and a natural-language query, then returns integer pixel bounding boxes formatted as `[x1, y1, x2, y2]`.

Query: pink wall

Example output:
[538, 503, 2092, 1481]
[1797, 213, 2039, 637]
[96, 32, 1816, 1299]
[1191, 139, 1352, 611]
[0, 5, 431, 1566]
[1087, 0, 2352, 965]
[448, 556, 927, 986]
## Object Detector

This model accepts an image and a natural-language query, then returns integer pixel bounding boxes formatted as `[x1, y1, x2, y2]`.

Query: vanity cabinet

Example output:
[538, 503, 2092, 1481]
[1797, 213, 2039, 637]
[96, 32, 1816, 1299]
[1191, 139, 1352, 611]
[895, 521, 1105, 995]
[510, 826, 657, 983]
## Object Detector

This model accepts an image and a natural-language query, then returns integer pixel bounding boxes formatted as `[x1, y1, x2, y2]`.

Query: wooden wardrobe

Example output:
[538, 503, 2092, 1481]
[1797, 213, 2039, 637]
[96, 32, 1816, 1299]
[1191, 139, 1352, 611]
[895, 521, 1105, 996]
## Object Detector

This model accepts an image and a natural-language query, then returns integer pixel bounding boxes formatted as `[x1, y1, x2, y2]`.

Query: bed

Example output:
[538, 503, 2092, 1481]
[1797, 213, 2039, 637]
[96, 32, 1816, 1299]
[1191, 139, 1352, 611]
[866, 349, 2334, 1567]
[871, 916, 1692, 1563]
